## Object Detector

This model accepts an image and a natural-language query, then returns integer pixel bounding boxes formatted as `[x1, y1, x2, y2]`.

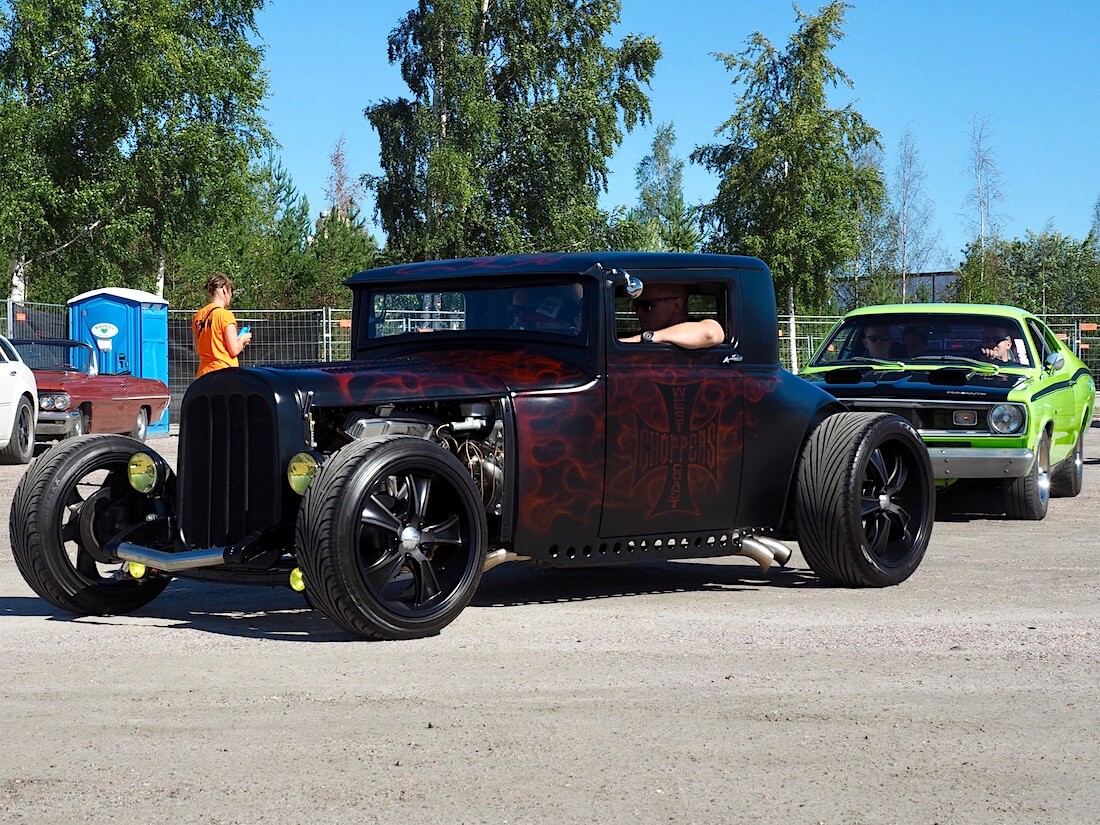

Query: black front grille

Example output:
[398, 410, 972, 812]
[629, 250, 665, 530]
[848, 400, 998, 434]
[179, 390, 280, 548]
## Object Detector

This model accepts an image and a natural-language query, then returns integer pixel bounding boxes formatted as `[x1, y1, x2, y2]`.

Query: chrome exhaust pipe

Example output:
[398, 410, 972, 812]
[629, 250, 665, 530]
[482, 549, 530, 572]
[115, 543, 229, 573]
[753, 536, 793, 567]
[737, 537, 774, 574]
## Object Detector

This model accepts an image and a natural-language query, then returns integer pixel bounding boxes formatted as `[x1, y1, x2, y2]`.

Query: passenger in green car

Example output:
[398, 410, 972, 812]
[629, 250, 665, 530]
[979, 324, 1017, 362]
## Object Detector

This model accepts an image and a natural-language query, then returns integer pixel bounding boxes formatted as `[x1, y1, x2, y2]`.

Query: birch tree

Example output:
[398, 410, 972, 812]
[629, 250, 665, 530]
[892, 125, 940, 300]
[692, 0, 882, 312]
[364, 0, 659, 260]
[0, 0, 269, 303]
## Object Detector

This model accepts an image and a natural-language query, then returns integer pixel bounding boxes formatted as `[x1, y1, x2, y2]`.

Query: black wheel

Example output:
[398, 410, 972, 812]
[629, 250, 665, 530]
[9, 434, 172, 614]
[795, 413, 934, 587]
[0, 395, 35, 464]
[1004, 431, 1051, 519]
[130, 407, 149, 442]
[1049, 428, 1084, 498]
[295, 435, 488, 640]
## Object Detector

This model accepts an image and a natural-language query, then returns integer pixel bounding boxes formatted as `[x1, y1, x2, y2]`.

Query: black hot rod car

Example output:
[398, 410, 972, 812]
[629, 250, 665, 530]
[10, 253, 936, 640]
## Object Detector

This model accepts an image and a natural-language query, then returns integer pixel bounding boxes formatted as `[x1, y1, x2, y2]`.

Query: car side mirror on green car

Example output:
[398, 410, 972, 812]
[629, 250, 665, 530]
[1044, 351, 1065, 372]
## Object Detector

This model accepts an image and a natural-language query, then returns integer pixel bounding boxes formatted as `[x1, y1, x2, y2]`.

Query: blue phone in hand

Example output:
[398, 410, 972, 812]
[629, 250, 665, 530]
[239, 325, 250, 336]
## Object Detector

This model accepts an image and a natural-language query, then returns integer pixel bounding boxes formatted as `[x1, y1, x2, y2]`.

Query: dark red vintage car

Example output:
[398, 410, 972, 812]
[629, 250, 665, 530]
[10, 254, 935, 640]
[9, 338, 169, 442]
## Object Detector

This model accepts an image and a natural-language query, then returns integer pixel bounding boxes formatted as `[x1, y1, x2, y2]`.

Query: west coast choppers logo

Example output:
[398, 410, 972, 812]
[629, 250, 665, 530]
[633, 382, 720, 517]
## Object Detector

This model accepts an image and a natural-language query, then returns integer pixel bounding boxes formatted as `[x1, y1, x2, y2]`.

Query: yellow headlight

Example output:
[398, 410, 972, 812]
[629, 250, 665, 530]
[127, 452, 162, 494]
[287, 451, 321, 495]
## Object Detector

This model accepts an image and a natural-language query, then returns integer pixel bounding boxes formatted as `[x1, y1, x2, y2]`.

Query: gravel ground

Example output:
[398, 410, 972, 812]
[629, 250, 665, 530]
[1, 424, 1098, 824]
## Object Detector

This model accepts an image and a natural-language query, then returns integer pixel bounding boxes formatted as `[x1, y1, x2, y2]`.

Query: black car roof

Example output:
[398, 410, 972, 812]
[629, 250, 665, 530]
[345, 252, 768, 287]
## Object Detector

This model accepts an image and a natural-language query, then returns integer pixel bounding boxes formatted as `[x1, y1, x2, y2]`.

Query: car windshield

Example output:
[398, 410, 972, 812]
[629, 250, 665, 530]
[809, 313, 1034, 367]
[11, 341, 97, 374]
[366, 282, 585, 339]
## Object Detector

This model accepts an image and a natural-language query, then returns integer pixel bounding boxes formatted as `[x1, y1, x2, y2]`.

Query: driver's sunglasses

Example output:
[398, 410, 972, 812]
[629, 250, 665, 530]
[632, 296, 677, 312]
[864, 335, 891, 343]
[981, 334, 1011, 344]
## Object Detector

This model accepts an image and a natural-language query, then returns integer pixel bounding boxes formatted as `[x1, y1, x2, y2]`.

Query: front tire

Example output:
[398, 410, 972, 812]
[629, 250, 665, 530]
[130, 407, 149, 442]
[1004, 431, 1050, 519]
[9, 434, 171, 614]
[795, 413, 934, 587]
[295, 436, 488, 640]
[0, 395, 35, 464]
[1049, 428, 1084, 498]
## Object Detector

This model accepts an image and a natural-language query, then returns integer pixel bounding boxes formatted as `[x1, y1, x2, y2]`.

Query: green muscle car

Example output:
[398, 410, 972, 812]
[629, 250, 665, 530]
[803, 304, 1095, 520]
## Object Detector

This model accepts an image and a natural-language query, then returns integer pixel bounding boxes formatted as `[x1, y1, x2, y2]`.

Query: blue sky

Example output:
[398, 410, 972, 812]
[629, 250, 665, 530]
[257, 0, 1100, 266]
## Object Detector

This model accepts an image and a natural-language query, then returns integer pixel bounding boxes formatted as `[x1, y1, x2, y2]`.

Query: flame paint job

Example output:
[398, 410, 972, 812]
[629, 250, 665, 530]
[243, 347, 593, 408]
[174, 252, 848, 564]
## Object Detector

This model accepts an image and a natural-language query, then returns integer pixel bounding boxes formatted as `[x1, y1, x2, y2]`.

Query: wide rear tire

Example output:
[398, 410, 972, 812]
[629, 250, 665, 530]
[295, 436, 487, 640]
[9, 434, 172, 614]
[795, 413, 934, 587]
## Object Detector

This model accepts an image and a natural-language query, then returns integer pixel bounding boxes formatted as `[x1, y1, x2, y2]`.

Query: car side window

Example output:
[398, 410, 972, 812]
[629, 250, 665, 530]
[1025, 320, 1046, 363]
[613, 286, 727, 341]
[1028, 319, 1064, 364]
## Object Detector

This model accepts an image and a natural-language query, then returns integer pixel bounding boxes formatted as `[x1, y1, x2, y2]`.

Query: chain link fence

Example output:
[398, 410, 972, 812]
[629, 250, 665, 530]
[7, 299, 1099, 424]
[4, 299, 69, 339]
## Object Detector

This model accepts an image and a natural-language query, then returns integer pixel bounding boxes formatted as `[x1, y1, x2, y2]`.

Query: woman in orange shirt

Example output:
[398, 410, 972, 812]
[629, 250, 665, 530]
[192, 274, 252, 378]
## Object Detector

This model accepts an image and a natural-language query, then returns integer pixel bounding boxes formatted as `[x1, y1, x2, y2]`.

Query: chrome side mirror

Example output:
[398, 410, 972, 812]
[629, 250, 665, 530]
[623, 273, 643, 299]
[1044, 351, 1065, 372]
[591, 264, 643, 298]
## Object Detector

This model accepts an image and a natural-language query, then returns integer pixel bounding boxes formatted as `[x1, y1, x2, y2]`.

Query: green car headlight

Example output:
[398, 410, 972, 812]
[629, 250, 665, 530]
[989, 404, 1025, 434]
[287, 451, 322, 495]
[127, 452, 166, 495]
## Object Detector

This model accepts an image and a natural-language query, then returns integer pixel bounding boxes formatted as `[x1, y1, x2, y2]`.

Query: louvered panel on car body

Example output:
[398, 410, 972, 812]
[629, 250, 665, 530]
[179, 390, 279, 548]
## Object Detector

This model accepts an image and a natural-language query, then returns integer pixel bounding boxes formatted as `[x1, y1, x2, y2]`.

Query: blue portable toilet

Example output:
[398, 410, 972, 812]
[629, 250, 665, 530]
[68, 288, 170, 434]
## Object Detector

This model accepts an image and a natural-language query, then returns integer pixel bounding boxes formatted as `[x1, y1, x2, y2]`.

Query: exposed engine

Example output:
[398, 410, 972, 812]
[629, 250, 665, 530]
[341, 400, 506, 516]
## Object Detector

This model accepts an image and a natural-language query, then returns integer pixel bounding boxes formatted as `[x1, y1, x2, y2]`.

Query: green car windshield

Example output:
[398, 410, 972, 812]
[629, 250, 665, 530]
[810, 313, 1035, 368]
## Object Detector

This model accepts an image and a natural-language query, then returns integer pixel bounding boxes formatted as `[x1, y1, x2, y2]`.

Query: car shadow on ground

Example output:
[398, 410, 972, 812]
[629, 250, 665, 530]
[1, 560, 823, 642]
[933, 480, 1009, 521]
[471, 559, 823, 608]
[0, 582, 355, 643]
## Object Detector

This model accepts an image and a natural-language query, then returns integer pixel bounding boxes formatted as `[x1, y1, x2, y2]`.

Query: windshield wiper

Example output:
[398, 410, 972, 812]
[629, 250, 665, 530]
[824, 356, 905, 368]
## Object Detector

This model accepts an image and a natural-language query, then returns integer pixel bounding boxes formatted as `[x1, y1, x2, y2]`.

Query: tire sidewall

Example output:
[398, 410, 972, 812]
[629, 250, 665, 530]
[849, 417, 935, 583]
[23, 434, 164, 607]
[796, 412, 935, 587]
[320, 437, 487, 638]
[5, 396, 35, 463]
[1006, 430, 1050, 519]
[1050, 427, 1084, 497]
[132, 408, 149, 442]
